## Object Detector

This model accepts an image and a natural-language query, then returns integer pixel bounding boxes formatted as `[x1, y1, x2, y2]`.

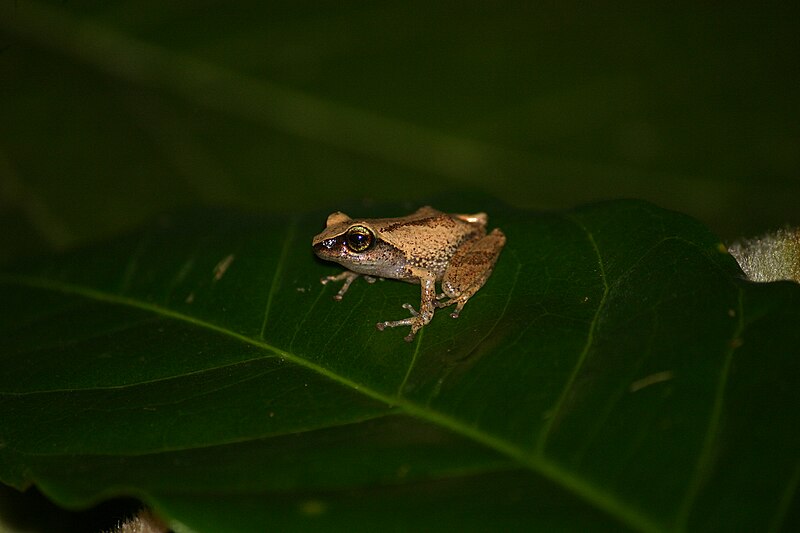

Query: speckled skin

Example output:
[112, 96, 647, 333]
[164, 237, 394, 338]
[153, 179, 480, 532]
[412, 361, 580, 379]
[312, 206, 506, 341]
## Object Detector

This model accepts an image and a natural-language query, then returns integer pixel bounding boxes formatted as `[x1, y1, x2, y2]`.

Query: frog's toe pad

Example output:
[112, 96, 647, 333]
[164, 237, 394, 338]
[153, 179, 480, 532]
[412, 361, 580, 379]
[401, 303, 419, 316]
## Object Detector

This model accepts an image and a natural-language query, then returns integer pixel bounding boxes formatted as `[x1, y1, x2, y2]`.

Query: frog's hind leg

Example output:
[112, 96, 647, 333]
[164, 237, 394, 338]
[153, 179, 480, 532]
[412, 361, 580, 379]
[436, 228, 506, 318]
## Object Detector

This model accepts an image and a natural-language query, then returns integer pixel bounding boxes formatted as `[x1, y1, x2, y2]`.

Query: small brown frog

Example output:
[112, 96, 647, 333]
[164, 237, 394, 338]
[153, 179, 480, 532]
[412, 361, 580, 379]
[312, 206, 505, 341]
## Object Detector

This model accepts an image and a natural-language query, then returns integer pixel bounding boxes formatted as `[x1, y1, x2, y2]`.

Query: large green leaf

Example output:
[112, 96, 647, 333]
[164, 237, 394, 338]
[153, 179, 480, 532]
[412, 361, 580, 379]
[1, 200, 798, 532]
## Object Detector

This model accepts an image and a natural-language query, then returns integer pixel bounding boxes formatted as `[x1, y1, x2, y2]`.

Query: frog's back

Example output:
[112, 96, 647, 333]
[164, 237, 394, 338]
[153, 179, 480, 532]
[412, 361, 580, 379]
[373, 207, 486, 278]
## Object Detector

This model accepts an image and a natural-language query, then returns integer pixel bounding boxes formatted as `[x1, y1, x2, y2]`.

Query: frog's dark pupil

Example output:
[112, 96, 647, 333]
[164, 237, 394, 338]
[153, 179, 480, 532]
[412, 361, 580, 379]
[346, 227, 373, 252]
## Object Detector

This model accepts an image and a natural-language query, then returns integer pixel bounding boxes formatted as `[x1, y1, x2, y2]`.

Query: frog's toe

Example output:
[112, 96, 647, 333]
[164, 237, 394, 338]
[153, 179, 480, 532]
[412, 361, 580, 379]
[434, 297, 457, 310]
[401, 303, 419, 316]
[449, 301, 467, 318]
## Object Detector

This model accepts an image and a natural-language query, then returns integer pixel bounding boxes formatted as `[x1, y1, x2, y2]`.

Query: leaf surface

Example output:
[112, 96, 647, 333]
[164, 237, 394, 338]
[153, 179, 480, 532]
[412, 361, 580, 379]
[1, 200, 799, 532]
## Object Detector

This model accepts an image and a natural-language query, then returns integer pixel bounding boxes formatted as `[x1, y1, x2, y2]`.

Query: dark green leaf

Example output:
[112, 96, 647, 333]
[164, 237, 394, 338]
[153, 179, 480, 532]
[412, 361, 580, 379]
[1, 200, 798, 532]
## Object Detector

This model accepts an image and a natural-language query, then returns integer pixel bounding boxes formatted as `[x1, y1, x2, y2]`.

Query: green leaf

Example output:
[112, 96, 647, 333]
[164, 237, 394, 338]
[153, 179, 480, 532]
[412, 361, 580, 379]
[1, 200, 798, 532]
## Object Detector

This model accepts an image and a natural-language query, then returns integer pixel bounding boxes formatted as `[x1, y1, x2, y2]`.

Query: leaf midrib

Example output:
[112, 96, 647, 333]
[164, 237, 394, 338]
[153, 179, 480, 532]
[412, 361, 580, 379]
[0, 272, 662, 533]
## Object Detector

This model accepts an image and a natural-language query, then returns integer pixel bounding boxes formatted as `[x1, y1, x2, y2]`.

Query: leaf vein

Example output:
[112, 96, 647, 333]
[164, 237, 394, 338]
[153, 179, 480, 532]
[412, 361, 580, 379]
[768, 457, 800, 533]
[0, 272, 662, 533]
[288, 281, 327, 353]
[396, 329, 424, 397]
[535, 214, 609, 455]
[674, 286, 744, 530]
[259, 217, 297, 339]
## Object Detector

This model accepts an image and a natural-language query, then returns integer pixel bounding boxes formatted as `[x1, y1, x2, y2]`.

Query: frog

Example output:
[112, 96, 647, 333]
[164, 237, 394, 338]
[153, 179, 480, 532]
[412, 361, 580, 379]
[312, 206, 506, 342]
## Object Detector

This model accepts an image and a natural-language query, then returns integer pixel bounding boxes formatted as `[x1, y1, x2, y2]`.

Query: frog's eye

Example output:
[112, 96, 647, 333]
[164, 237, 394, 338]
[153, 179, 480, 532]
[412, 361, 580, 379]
[345, 225, 374, 252]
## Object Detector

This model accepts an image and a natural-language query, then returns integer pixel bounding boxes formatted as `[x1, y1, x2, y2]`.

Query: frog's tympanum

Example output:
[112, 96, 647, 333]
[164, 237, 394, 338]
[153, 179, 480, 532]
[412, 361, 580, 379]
[312, 206, 506, 342]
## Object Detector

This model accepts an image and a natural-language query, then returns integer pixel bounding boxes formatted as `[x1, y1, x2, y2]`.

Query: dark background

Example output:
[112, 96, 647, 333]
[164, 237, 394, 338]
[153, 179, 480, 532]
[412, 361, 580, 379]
[1, 0, 798, 263]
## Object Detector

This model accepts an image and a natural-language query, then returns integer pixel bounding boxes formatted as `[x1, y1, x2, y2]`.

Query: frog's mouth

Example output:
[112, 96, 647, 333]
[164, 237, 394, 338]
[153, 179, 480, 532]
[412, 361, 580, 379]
[313, 238, 346, 260]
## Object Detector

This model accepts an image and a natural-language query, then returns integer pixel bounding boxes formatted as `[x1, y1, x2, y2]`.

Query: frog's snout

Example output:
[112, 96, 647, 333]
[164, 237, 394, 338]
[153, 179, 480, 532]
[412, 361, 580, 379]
[313, 237, 343, 260]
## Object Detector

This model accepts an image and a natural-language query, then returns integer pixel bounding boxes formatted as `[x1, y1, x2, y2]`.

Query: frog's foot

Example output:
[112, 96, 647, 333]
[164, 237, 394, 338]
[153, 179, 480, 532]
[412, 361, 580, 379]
[320, 271, 360, 300]
[433, 297, 466, 319]
[376, 318, 419, 342]
[376, 304, 428, 342]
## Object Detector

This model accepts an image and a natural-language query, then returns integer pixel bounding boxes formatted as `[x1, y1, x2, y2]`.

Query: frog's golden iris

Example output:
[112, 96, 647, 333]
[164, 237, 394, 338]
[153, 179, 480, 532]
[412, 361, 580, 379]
[345, 225, 374, 252]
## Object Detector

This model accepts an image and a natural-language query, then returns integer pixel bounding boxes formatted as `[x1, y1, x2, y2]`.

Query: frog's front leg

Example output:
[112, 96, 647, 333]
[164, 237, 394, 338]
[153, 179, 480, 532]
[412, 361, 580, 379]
[376, 276, 436, 342]
[436, 228, 506, 318]
[320, 270, 360, 300]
